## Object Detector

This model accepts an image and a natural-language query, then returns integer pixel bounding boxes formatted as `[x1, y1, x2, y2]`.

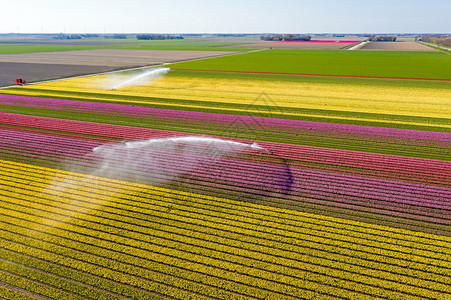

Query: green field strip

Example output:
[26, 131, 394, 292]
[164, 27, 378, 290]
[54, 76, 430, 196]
[0, 168, 451, 296]
[0, 269, 77, 300]
[0, 248, 144, 300]
[0, 282, 36, 300]
[0, 42, 249, 54]
[167, 49, 451, 80]
[0, 258, 115, 300]
[0, 44, 105, 54]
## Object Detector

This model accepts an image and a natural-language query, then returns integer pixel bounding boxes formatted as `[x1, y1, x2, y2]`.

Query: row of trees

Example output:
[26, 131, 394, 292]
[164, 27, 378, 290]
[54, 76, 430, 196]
[368, 35, 397, 41]
[54, 33, 99, 39]
[418, 35, 451, 47]
[260, 34, 311, 41]
[136, 34, 183, 40]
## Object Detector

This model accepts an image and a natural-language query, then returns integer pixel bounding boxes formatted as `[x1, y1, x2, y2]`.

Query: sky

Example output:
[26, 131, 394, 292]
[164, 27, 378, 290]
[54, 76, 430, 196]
[1, 0, 450, 34]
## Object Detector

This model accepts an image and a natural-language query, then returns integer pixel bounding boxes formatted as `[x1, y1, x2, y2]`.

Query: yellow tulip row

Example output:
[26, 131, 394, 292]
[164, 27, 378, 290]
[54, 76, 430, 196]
[10, 72, 451, 119]
[0, 257, 120, 300]
[0, 268, 77, 300]
[0, 159, 451, 298]
[0, 280, 35, 300]
[5, 86, 449, 130]
[2, 160, 450, 269]
[0, 248, 149, 300]
[2, 175, 450, 288]
[2, 159, 449, 250]
[0, 235, 215, 300]
[0, 184, 449, 299]
[0, 219, 304, 300]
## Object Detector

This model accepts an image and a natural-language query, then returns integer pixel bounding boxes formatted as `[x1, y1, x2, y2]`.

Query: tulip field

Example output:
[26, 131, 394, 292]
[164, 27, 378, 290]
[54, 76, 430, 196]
[0, 49, 450, 299]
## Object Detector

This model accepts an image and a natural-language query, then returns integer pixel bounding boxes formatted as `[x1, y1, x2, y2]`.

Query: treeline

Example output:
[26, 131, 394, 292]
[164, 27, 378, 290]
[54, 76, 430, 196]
[368, 35, 397, 41]
[418, 35, 451, 47]
[54, 33, 99, 39]
[136, 34, 184, 40]
[260, 34, 311, 41]
[111, 34, 127, 39]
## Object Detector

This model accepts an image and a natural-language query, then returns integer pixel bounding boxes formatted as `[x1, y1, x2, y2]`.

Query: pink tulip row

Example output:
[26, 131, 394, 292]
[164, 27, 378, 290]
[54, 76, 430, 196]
[2, 124, 448, 207]
[1, 111, 449, 187]
[1, 94, 449, 143]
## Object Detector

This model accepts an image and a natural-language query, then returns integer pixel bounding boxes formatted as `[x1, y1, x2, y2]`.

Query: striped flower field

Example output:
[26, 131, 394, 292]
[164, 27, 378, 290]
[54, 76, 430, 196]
[0, 67, 450, 299]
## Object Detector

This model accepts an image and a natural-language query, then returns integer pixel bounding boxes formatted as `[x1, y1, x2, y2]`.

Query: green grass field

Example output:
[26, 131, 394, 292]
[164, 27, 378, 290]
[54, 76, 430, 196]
[169, 49, 451, 79]
[0, 39, 253, 54]
[0, 44, 104, 54]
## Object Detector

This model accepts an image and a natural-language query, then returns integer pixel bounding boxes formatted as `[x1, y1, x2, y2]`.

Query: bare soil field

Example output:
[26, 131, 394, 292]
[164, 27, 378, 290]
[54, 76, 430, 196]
[0, 49, 236, 87]
[228, 41, 359, 49]
[360, 41, 436, 51]
[0, 62, 119, 87]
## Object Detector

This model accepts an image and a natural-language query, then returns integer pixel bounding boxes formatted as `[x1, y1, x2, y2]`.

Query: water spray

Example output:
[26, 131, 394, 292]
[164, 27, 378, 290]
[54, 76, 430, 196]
[108, 67, 170, 90]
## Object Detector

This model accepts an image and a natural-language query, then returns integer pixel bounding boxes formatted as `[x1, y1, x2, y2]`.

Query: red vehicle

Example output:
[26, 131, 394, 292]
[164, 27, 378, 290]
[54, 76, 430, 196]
[16, 78, 27, 86]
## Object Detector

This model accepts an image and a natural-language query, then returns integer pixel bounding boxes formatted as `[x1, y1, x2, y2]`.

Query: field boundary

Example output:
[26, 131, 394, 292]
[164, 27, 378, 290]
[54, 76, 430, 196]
[170, 68, 451, 81]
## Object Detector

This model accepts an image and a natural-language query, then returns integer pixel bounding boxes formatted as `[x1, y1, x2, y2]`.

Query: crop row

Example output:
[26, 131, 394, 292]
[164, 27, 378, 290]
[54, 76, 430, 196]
[1, 189, 449, 299]
[1, 112, 449, 187]
[5, 72, 450, 123]
[0, 257, 122, 300]
[1, 94, 450, 162]
[0, 247, 162, 300]
[2, 181, 450, 279]
[0, 281, 35, 300]
[1, 94, 449, 143]
[1, 127, 450, 238]
[0, 192, 443, 293]
[1, 127, 449, 211]
[2, 161, 450, 263]
[2, 159, 450, 246]
[2, 125, 447, 200]
[1, 162, 450, 296]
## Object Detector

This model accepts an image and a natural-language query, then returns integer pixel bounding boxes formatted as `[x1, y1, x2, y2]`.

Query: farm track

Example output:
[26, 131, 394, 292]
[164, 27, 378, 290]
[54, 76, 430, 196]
[0, 160, 450, 299]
